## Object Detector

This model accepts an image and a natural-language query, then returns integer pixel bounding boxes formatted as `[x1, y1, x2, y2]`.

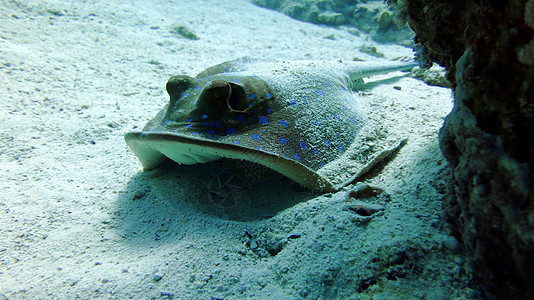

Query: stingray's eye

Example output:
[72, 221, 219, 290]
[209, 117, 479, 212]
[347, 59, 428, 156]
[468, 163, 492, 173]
[166, 75, 196, 96]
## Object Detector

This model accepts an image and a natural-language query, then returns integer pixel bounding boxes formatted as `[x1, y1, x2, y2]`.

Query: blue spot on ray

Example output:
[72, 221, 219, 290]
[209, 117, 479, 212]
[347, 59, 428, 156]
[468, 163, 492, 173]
[324, 140, 331, 147]
[279, 137, 287, 145]
[185, 124, 192, 128]
[294, 154, 301, 161]
[338, 145, 345, 152]
[202, 114, 208, 120]
[226, 128, 235, 135]
[193, 86, 201, 90]
[249, 94, 255, 99]
[265, 107, 272, 114]
[316, 90, 325, 96]
[266, 93, 272, 99]
[251, 134, 261, 141]
[208, 129, 215, 135]
[231, 140, 240, 144]
[259, 116, 269, 125]
[299, 141, 307, 150]
[280, 120, 289, 127]
[312, 147, 319, 154]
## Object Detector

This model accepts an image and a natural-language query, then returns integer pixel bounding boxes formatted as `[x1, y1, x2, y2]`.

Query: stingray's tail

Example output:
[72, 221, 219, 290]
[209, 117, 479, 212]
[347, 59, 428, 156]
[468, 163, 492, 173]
[349, 60, 417, 77]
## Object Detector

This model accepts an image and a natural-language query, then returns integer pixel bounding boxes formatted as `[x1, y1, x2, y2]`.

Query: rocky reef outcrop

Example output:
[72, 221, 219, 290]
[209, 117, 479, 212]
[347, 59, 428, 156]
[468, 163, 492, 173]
[388, 0, 534, 297]
[251, 0, 414, 45]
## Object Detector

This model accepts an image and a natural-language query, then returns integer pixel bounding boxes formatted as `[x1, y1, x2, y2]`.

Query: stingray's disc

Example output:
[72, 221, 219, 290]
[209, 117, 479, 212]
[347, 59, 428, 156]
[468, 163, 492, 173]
[126, 59, 416, 192]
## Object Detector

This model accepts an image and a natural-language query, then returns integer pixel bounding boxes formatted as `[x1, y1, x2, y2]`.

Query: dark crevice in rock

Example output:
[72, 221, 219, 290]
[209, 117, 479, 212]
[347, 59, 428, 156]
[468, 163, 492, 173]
[387, 0, 534, 297]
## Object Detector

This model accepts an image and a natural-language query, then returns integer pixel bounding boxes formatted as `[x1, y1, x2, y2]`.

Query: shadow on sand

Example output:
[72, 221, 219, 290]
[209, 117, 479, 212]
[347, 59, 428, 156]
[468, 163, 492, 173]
[114, 158, 317, 244]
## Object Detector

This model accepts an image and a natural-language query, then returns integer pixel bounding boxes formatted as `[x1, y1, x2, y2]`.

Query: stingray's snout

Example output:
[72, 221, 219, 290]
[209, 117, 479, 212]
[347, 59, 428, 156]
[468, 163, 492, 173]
[166, 75, 196, 96]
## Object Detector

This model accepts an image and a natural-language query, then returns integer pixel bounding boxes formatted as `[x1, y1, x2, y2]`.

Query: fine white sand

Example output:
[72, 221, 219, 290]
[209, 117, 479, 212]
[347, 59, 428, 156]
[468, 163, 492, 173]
[1, 0, 476, 298]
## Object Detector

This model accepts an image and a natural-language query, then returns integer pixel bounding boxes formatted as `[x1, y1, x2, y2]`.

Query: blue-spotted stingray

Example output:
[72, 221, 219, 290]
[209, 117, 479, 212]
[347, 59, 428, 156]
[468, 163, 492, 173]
[125, 58, 416, 193]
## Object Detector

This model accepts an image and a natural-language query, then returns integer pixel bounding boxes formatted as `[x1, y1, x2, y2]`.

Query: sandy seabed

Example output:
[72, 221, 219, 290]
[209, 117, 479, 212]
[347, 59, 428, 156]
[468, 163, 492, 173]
[1, 0, 478, 299]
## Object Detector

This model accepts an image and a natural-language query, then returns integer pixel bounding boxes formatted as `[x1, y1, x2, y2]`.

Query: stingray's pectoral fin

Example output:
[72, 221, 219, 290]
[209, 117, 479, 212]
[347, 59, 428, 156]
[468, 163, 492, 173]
[125, 132, 224, 170]
[125, 132, 168, 169]
[332, 138, 408, 190]
[125, 131, 339, 193]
